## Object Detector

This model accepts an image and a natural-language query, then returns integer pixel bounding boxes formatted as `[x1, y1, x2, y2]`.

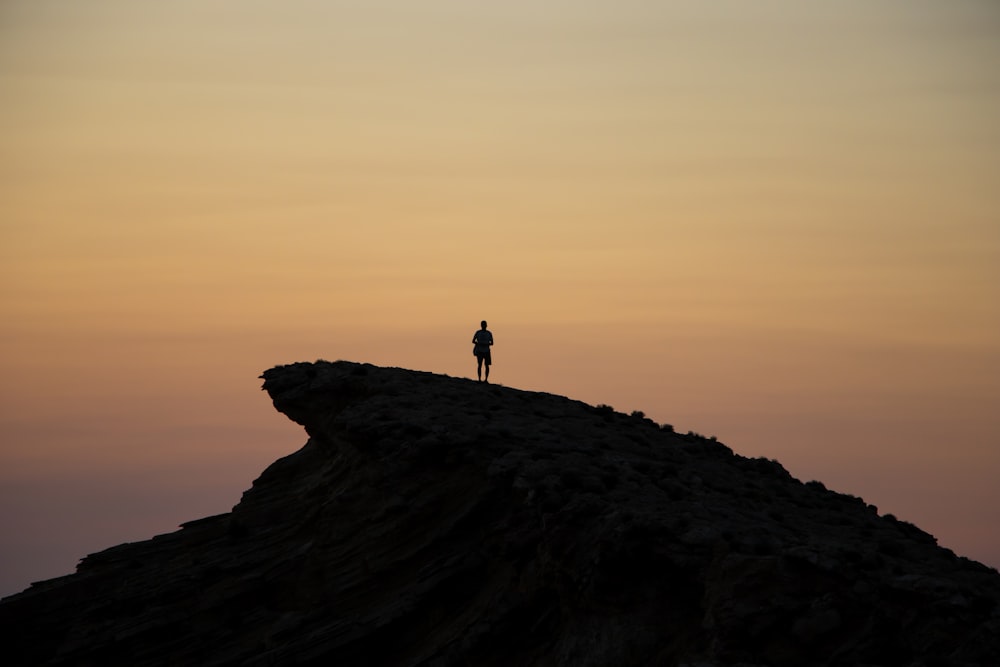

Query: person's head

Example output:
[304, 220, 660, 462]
[481, 320, 488, 329]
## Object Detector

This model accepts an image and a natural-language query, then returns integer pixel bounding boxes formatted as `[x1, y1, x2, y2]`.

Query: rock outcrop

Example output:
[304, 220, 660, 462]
[2, 360, 999, 666]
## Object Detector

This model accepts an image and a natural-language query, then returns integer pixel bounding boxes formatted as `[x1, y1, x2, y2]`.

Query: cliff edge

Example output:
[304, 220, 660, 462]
[1, 360, 998, 666]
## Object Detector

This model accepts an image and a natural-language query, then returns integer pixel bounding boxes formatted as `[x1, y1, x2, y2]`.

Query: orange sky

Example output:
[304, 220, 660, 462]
[2, 0, 999, 595]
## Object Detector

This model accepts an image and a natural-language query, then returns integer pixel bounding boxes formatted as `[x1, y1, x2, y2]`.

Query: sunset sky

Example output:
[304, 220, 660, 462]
[2, 0, 999, 596]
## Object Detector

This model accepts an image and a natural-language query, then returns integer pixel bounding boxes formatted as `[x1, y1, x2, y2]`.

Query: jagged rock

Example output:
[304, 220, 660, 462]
[1, 360, 998, 666]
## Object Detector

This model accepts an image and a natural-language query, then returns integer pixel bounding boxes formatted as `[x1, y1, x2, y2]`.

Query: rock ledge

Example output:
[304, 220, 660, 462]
[1, 360, 998, 666]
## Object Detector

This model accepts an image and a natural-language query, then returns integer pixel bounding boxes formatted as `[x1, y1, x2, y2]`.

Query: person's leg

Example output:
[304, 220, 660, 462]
[477, 357, 483, 381]
[485, 363, 490, 382]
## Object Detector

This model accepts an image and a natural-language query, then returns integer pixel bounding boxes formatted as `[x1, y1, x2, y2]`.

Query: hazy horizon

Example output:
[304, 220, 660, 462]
[2, 0, 999, 596]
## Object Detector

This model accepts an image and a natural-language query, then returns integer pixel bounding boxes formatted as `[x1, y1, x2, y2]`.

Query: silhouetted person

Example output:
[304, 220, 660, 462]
[472, 320, 493, 382]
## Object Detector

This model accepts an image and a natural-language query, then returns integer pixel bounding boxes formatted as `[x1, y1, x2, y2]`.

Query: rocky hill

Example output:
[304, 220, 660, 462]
[2, 360, 998, 666]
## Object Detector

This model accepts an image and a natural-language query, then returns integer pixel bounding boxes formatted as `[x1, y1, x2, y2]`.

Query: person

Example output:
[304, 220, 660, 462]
[472, 320, 493, 382]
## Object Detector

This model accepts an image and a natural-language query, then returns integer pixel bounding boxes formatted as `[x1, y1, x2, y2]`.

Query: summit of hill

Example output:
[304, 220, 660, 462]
[2, 360, 998, 666]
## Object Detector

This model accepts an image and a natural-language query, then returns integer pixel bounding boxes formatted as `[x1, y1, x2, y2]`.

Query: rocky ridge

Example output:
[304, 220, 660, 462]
[1, 360, 998, 666]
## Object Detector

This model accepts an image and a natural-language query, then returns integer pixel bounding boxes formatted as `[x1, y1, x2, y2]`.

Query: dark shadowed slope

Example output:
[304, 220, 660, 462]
[2, 360, 998, 666]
